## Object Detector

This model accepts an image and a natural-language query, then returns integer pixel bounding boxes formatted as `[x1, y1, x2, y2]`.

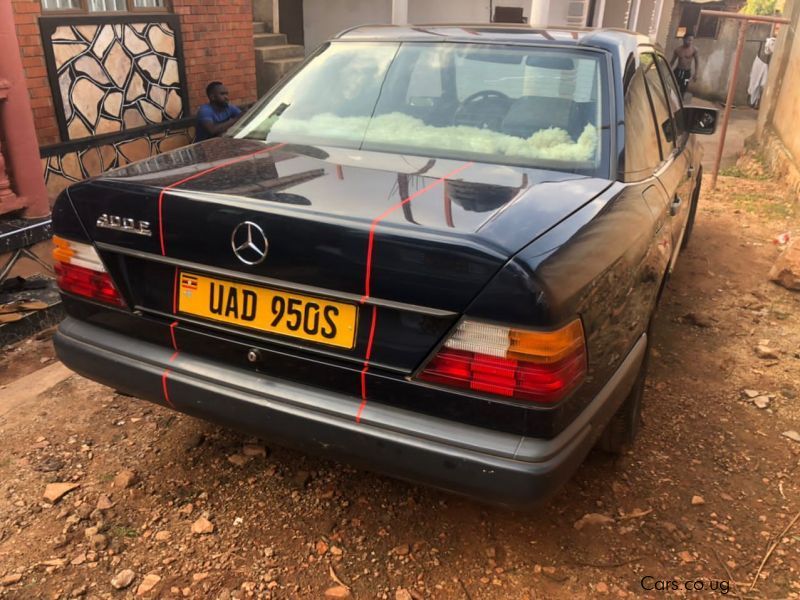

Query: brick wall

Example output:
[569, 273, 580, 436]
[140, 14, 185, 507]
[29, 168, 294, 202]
[9, 0, 256, 149]
[172, 0, 258, 113]
[11, 0, 60, 146]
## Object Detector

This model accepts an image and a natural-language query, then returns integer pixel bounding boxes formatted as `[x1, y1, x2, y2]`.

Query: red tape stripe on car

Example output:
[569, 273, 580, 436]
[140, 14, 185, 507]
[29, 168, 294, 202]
[161, 309, 180, 409]
[172, 267, 180, 314]
[355, 305, 378, 423]
[356, 162, 473, 423]
[169, 320, 179, 352]
[158, 142, 286, 255]
[360, 162, 473, 304]
[161, 352, 179, 409]
[157, 143, 286, 409]
[161, 369, 174, 408]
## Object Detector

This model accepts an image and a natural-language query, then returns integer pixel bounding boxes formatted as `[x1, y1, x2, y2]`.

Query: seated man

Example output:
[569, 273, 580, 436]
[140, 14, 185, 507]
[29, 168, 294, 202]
[194, 81, 242, 142]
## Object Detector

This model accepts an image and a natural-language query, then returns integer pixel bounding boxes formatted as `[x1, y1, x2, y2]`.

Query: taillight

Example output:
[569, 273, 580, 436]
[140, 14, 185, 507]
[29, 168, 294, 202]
[418, 319, 586, 404]
[52, 236, 125, 307]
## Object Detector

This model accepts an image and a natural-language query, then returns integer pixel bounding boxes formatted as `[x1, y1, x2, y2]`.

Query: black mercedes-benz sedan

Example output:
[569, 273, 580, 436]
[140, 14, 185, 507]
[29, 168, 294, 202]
[51, 25, 717, 507]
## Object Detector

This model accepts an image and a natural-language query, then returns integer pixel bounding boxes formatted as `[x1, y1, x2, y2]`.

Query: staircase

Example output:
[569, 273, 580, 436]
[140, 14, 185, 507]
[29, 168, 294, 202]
[253, 21, 305, 97]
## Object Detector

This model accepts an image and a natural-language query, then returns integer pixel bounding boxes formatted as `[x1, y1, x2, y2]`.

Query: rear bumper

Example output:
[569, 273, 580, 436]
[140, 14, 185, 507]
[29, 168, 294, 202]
[54, 317, 646, 508]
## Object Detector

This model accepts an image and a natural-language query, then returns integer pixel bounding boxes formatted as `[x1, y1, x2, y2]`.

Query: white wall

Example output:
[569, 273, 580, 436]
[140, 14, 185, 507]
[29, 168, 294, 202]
[409, 0, 534, 23]
[545, 1, 572, 25]
[302, 0, 536, 53]
[602, 0, 631, 28]
[302, 0, 392, 55]
[654, 0, 675, 46]
[409, 0, 491, 22]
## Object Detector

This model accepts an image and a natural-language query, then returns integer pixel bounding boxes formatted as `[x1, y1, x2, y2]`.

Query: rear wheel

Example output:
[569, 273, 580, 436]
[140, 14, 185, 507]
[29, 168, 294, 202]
[597, 337, 651, 454]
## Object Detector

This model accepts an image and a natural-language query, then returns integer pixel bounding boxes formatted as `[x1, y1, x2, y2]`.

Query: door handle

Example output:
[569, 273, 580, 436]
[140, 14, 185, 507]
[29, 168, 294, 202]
[671, 195, 682, 216]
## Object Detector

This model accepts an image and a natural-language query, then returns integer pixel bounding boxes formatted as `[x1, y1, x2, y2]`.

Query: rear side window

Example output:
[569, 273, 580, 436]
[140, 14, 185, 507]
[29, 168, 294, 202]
[641, 53, 675, 158]
[624, 67, 662, 178]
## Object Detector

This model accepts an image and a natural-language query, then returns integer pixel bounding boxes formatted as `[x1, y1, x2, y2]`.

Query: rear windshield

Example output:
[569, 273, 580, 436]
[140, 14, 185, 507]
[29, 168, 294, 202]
[231, 42, 609, 176]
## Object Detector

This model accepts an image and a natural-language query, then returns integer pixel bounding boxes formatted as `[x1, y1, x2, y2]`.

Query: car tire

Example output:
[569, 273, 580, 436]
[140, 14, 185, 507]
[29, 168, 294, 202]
[681, 168, 702, 250]
[597, 337, 651, 454]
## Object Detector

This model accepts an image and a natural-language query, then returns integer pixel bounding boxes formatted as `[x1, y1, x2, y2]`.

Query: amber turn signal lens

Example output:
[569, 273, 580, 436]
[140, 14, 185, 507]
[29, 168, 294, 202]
[52, 235, 75, 264]
[508, 320, 585, 363]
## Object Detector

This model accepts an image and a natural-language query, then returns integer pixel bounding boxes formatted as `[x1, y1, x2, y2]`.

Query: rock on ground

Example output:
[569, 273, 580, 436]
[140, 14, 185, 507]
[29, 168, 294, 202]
[324, 586, 351, 599]
[574, 513, 614, 530]
[769, 240, 800, 291]
[753, 396, 770, 409]
[111, 569, 136, 590]
[227, 454, 250, 467]
[136, 573, 161, 596]
[0, 574, 22, 586]
[754, 345, 779, 360]
[242, 443, 268, 457]
[96, 494, 114, 510]
[191, 516, 214, 535]
[43, 482, 80, 503]
[113, 470, 138, 489]
[782, 430, 800, 443]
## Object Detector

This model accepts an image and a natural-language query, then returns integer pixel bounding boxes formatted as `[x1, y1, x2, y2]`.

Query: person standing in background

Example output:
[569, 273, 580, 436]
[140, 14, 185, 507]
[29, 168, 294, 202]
[671, 34, 700, 96]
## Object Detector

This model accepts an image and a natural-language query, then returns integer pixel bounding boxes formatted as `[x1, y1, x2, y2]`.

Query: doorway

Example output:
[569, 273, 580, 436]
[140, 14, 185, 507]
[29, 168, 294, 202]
[278, 0, 304, 46]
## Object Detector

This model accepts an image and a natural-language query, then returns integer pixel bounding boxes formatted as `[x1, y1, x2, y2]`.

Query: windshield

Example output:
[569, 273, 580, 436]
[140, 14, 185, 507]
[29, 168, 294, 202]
[231, 42, 609, 175]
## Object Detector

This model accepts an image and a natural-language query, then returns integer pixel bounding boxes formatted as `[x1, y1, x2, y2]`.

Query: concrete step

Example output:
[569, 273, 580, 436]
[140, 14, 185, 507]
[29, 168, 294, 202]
[256, 57, 305, 97]
[255, 44, 305, 61]
[253, 22, 268, 34]
[254, 33, 288, 47]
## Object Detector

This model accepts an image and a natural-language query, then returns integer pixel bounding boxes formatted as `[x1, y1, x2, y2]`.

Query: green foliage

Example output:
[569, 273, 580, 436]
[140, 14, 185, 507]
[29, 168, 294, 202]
[732, 192, 794, 219]
[741, 0, 781, 15]
[109, 525, 139, 538]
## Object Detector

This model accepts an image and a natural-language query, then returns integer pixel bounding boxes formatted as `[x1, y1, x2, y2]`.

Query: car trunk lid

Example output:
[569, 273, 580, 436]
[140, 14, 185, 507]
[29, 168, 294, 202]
[66, 139, 611, 372]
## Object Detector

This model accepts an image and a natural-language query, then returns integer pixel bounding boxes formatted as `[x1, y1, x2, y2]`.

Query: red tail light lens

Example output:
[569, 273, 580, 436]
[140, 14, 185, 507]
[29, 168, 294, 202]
[53, 236, 125, 307]
[418, 319, 587, 404]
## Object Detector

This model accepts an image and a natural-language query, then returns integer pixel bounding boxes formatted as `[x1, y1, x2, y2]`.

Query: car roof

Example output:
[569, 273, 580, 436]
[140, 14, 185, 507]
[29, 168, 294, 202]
[334, 24, 656, 54]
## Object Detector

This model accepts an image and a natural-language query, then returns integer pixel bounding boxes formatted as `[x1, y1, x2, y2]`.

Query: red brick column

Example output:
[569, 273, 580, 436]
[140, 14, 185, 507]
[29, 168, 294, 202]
[0, 0, 49, 217]
[172, 0, 258, 113]
[0, 81, 19, 205]
[11, 0, 59, 147]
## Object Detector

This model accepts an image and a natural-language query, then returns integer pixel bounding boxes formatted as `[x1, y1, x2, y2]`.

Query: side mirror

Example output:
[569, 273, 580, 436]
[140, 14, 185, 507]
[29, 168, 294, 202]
[685, 106, 718, 135]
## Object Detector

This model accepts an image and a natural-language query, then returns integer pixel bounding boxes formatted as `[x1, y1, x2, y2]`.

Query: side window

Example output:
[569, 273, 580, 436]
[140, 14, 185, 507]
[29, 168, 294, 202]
[624, 67, 662, 177]
[641, 53, 675, 158]
[655, 54, 687, 141]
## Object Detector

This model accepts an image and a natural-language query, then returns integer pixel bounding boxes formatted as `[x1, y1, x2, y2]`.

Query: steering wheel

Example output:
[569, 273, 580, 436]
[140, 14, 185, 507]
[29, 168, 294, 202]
[453, 90, 512, 130]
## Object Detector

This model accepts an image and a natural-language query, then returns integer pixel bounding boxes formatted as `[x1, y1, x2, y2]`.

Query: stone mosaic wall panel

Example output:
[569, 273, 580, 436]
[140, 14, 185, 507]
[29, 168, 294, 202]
[42, 126, 194, 199]
[43, 18, 186, 141]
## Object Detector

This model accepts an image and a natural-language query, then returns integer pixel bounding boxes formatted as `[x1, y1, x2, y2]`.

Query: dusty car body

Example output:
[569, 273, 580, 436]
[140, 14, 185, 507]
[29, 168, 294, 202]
[52, 25, 716, 507]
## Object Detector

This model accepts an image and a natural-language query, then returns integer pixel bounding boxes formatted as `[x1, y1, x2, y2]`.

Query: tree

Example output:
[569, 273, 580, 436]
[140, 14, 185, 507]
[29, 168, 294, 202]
[741, 0, 784, 15]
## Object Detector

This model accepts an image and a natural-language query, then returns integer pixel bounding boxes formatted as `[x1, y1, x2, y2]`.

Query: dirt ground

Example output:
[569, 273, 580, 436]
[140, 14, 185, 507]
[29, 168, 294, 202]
[1, 163, 799, 600]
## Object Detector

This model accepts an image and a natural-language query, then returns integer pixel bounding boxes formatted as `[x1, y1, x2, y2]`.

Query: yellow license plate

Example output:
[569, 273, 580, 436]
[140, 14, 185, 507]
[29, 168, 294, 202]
[177, 272, 357, 349]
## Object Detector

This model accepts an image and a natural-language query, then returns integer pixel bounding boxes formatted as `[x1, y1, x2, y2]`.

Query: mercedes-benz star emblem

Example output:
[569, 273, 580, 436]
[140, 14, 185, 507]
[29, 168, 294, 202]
[231, 221, 268, 265]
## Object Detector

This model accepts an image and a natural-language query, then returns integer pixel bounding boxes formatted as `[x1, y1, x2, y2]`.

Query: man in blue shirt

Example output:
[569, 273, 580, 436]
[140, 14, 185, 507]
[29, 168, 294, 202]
[194, 81, 242, 142]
